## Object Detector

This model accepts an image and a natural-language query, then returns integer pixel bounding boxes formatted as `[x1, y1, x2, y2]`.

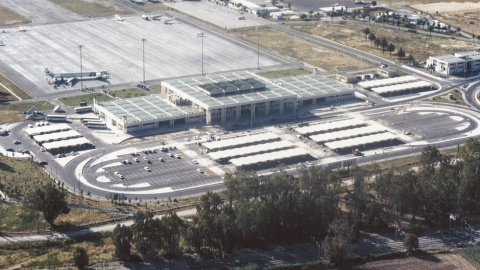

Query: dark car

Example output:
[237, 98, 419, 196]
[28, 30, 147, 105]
[5, 148, 14, 152]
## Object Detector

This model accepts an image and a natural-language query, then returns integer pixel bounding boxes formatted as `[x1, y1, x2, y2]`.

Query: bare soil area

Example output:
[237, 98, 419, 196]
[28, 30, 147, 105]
[230, 27, 371, 72]
[346, 253, 476, 270]
[294, 23, 480, 62]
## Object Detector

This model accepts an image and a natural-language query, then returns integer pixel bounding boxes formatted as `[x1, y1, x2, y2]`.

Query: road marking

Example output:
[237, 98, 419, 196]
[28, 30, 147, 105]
[0, 82, 22, 100]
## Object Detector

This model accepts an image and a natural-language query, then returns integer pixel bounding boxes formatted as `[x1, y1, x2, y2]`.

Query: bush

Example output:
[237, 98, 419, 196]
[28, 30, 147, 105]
[73, 247, 89, 270]
[404, 233, 419, 255]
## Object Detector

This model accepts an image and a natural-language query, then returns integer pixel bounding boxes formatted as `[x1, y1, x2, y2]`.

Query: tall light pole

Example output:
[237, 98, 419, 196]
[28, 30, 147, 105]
[256, 26, 261, 69]
[77, 45, 83, 91]
[196, 32, 205, 76]
[141, 38, 146, 84]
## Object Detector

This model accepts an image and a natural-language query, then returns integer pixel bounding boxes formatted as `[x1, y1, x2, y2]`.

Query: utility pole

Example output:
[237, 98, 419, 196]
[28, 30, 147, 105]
[78, 45, 83, 91]
[256, 26, 261, 69]
[141, 38, 146, 83]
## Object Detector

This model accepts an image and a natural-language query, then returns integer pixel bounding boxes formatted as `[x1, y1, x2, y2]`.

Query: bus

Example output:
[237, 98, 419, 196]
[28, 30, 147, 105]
[80, 117, 100, 123]
[87, 122, 107, 129]
[74, 106, 93, 114]
[46, 115, 67, 122]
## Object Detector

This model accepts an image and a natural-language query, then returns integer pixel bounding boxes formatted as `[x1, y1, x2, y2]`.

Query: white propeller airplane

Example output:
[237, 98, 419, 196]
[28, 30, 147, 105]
[142, 14, 163, 21]
[162, 17, 176, 24]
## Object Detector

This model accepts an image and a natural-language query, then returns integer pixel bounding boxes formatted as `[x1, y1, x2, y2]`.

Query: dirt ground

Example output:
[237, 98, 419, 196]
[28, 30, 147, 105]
[346, 253, 477, 270]
[229, 27, 371, 72]
[293, 23, 480, 63]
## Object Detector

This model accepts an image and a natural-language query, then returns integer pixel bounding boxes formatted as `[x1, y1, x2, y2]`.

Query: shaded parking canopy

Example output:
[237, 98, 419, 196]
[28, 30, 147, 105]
[230, 148, 309, 167]
[324, 132, 396, 150]
[33, 130, 82, 143]
[208, 140, 293, 161]
[295, 119, 364, 135]
[371, 81, 432, 95]
[358, 75, 418, 89]
[203, 133, 280, 151]
[310, 125, 386, 143]
[42, 137, 92, 151]
[25, 123, 71, 136]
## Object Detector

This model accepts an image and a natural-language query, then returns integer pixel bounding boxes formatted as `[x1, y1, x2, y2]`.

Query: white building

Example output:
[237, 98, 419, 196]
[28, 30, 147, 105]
[426, 51, 480, 75]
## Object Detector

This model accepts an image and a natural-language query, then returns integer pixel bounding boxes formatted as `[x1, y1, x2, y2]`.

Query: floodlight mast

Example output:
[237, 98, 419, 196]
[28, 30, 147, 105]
[141, 38, 146, 84]
[196, 32, 205, 76]
[78, 45, 83, 91]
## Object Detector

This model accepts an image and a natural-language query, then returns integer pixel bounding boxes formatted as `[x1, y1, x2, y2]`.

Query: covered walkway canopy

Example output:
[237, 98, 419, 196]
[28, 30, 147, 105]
[310, 125, 385, 143]
[371, 81, 432, 95]
[42, 137, 92, 151]
[203, 133, 280, 151]
[358, 75, 418, 89]
[296, 119, 364, 135]
[33, 130, 82, 143]
[25, 123, 71, 136]
[209, 140, 293, 161]
[324, 132, 396, 150]
[230, 148, 309, 167]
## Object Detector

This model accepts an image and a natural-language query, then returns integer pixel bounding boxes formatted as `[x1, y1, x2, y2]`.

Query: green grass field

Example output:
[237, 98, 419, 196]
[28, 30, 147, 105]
[0, 4, 30, 26]
[431, 89, 467, 106]
[111, 88, 148, 99]
[149, 85, 162, 93]
[461, 244, 480, 269]
[257, 68, 311, 79]
[0, 73, 31, 101]
[47, 0, 131, 18]
[58, 93, 112, 107]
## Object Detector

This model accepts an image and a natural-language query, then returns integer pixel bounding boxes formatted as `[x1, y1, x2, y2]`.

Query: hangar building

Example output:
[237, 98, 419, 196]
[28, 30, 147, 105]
[93, 71, 354, 133]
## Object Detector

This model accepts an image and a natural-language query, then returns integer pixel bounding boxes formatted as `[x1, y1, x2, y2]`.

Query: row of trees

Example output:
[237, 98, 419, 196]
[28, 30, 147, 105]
[362, 27, 416, 65]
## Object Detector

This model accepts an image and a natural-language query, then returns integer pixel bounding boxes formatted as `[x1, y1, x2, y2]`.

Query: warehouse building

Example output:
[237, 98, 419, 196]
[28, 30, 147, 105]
[94, 71, 354, 133]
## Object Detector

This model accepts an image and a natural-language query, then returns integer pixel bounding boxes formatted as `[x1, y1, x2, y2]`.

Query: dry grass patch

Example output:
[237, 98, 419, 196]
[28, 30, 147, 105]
[47, 0, 131, 18]
[229, 27, 371, 72]
[0, 5, 30, 26]
[0, 73, 31, 102]
[0, 100, 53, 123]
[294, 23, 480, 62]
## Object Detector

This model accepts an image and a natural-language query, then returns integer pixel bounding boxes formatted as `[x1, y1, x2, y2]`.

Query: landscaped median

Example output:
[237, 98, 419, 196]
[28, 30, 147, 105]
[58, 93, 112, 107]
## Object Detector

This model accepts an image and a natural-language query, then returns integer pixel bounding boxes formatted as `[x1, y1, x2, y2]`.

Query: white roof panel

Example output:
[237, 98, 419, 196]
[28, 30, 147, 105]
[43, 137, 92, 150]
[371, 81, 432, 94]
[25, 123, 71, 136]
[203, 133, 280, 150]
[33, 130, 82, 143]
[310, 125, 385, 143]
[230, 148, 309, 167]
[295, 119, 364, 135]
[358, 75, 418, 89]
[209, 140, 293, 160]
[324, 132, 396, 150]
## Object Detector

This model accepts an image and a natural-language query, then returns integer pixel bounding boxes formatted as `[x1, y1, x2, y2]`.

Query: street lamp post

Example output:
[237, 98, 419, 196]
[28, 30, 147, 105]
[196, 32, 205, 75]
[256, 26, 261, 69]
[249, 107, 255, 129]
[78, 45, 83, 91]
[141, 38, 146, 84]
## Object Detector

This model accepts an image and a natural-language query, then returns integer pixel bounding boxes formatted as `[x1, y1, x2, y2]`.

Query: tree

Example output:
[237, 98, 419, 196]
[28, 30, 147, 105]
[362, 28, 370, 40]
[371, 1, 377, 6]
[368, 33, 376, 44]
[380, 38, 388, 53]
[428, 25, 434, 36]
[374, 37, 381, 48]
[28, 184, 69, 226]
[300, 13, 307, 20]
[397, 47, 405, 61]
[404, 233, 419, 254]
[73, 247, 89, 270]
[407, 53, 415, 66]
[322, 218, 351, 265]
[387, 43, 395, 57]
[112, 224, 133, 261]
[161, 211, 186, 256]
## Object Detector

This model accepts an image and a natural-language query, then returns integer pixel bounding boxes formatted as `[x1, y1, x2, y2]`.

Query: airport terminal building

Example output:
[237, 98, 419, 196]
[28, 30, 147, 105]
[93, 71, 354, 133]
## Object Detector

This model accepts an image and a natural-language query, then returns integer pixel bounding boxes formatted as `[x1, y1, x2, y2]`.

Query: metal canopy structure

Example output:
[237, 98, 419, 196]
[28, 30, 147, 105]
[25, 123, 71, 136]
[208, 140, 293, 161]
[230, 148, 309, 167]
[198, 78, 266, 97]
[324, 132, 397, 150]
[42, 137, 92, 151]
[203, 132, 280, 151]
[358, 75, 418, 89]
[310, 125, 385, 143]
[296, 119, 364, 135]
[371, 81, 432, 94]
[33, 130, 82, 143]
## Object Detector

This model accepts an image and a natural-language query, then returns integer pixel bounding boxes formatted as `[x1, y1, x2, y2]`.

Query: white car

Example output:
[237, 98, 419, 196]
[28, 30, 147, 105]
[133, 158, 139, 162]
[159, 158, 164, 162]
[144, 166, 151, 172]
[192, 160, 198, 164]
[168, 153, 173, 157]
[197, 168, 204, 173]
